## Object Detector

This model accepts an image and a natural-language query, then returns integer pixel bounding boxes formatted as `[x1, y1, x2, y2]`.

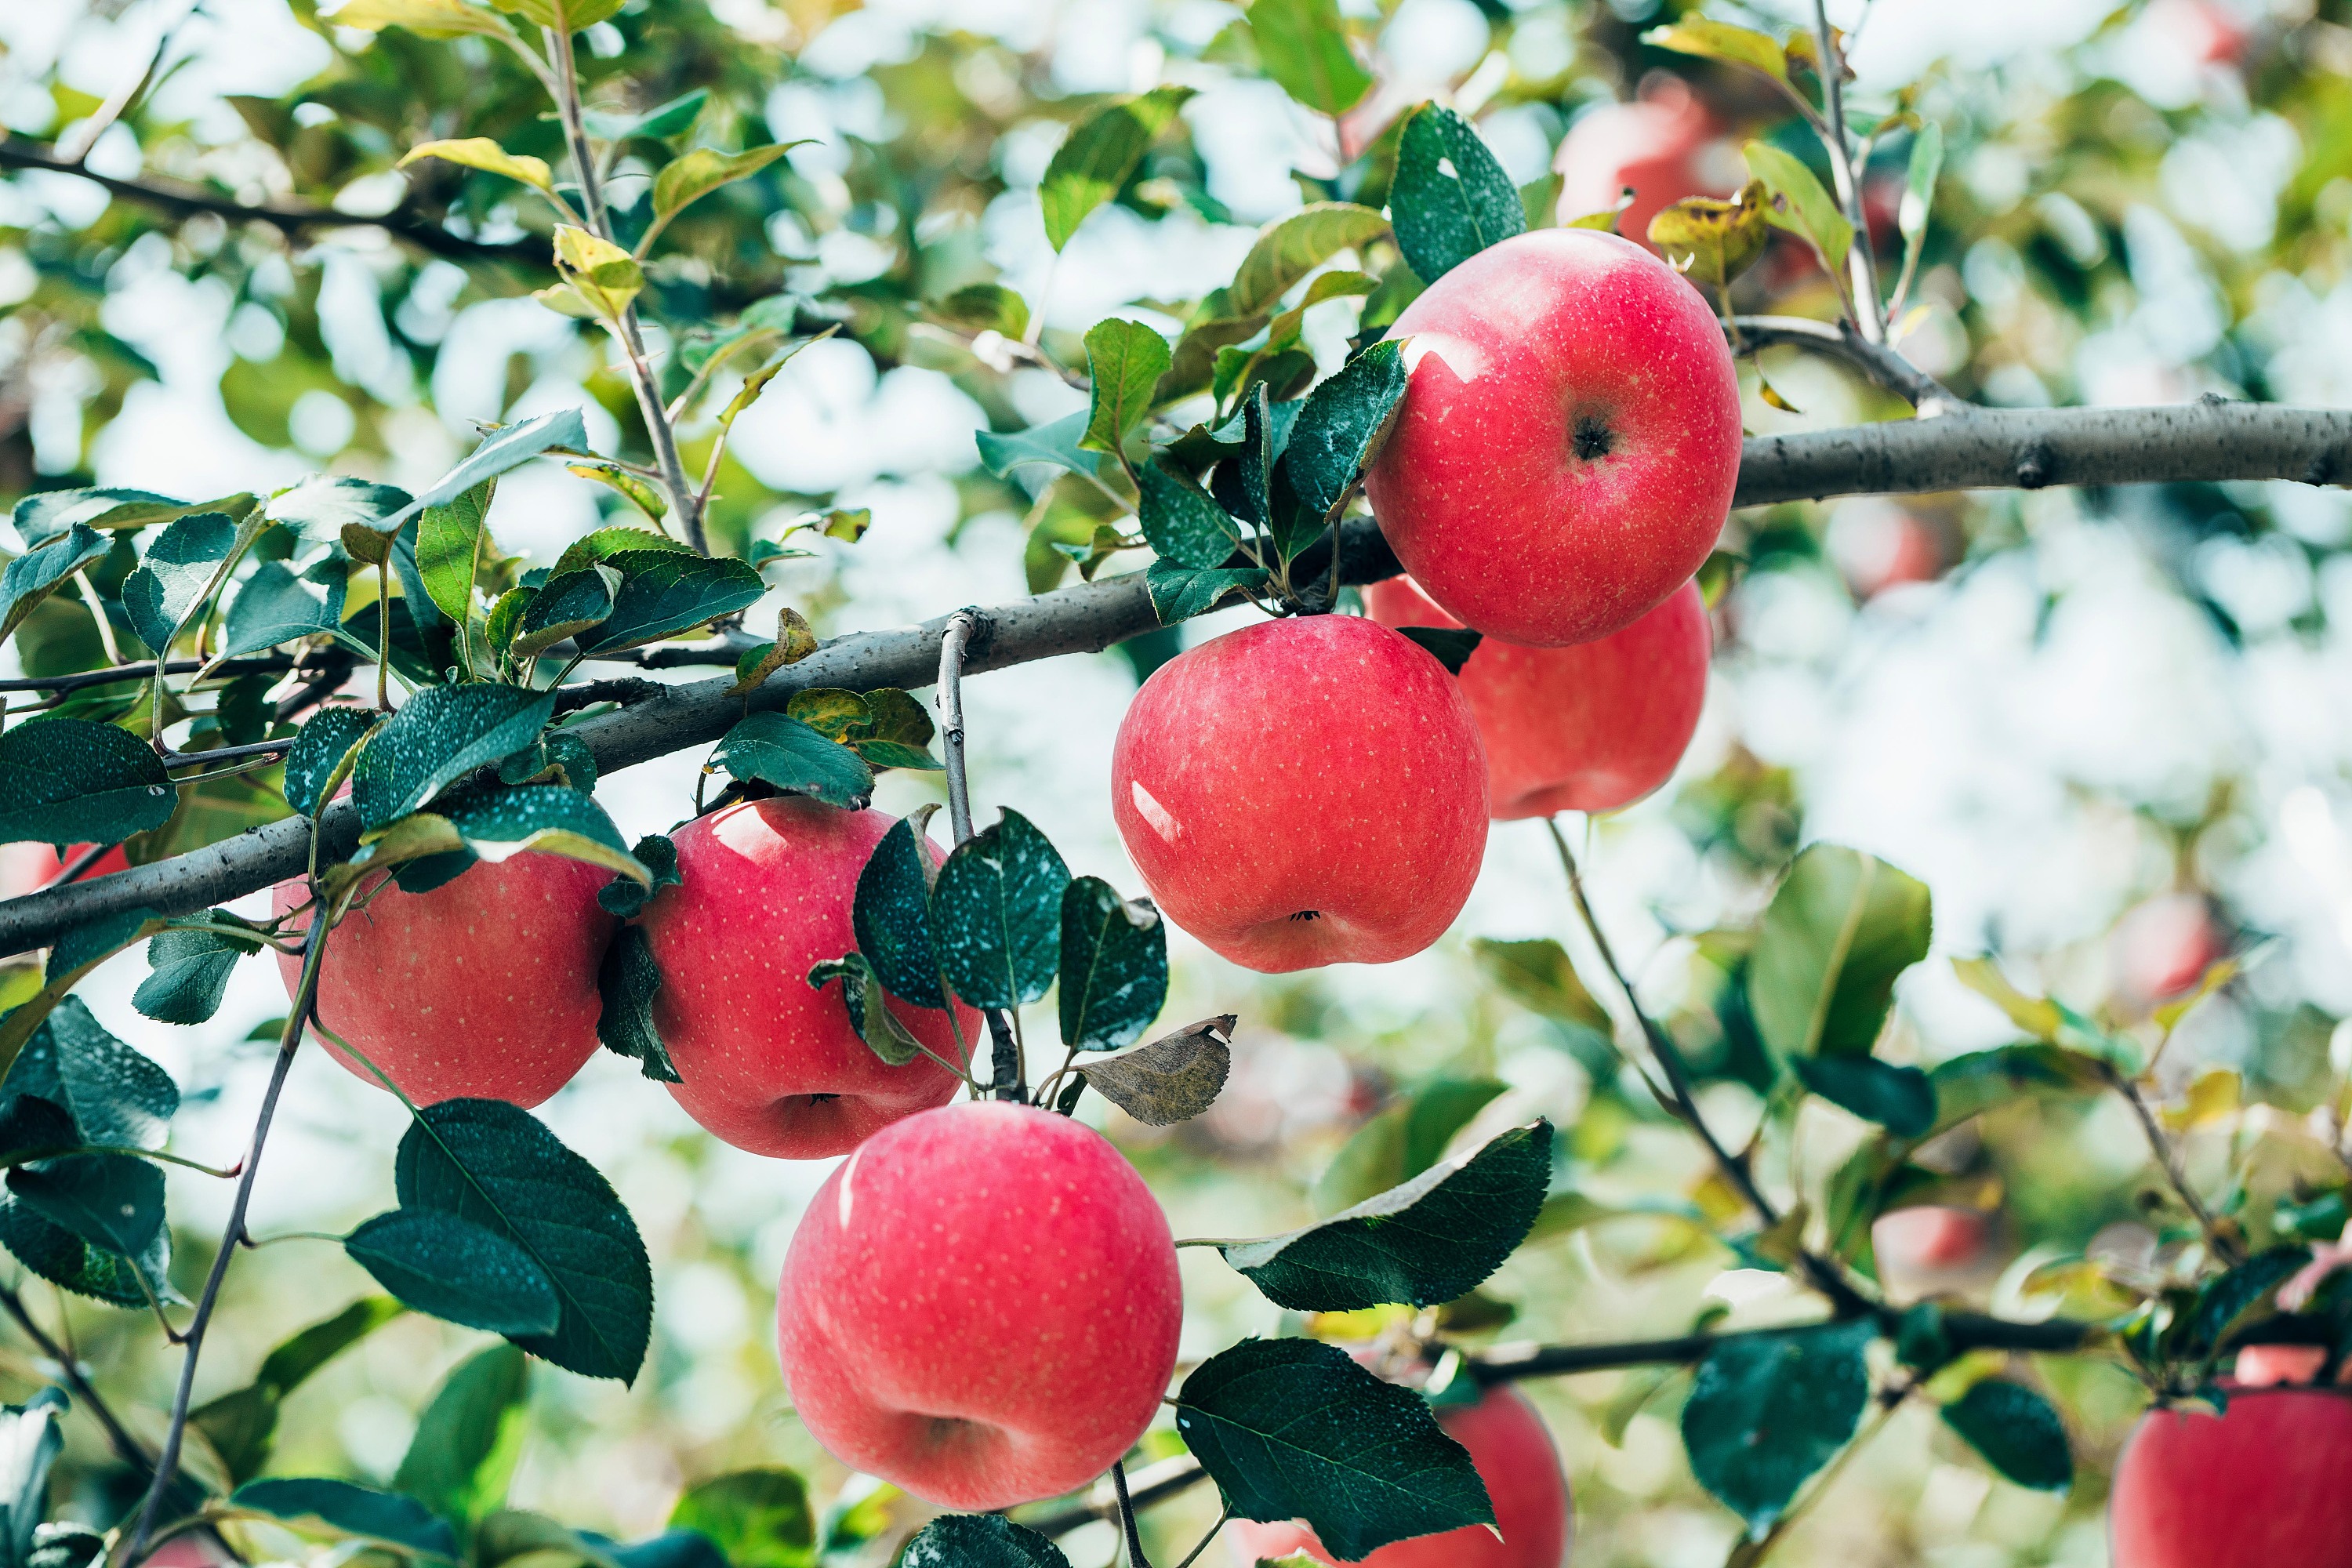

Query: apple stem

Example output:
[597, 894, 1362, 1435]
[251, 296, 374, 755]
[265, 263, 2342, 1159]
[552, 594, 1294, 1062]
[1109, 1458, 1154, 1568]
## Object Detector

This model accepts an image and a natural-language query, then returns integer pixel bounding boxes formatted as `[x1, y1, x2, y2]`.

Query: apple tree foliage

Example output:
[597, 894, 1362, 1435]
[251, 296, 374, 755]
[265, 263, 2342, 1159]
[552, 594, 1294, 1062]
[0, 0, 2343, 1564]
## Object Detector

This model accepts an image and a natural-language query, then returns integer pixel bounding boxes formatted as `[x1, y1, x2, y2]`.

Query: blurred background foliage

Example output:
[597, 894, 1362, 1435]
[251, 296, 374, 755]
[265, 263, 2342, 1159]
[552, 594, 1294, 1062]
[7, 1, 2352, 1565]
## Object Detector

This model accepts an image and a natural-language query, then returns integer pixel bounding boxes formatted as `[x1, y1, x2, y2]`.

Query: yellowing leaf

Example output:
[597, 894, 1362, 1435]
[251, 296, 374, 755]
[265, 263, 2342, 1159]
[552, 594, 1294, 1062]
[2154, 957, 2238, 1033]
[486, 0, 622, 32]
[567, 463, 666, 521]
[718, 326, 835, 429]
[550, 224, 643, 321]
[1642, 19, 1789, 82]
[641, 143, 808, 252]
[1744, 140, 1854, 279]
[1951, 956, 2064, 1041]
[399, 138, 556, 198]
[326, 0, 513, 38]
[2159, 1067, 2241, 1133]
[1647, 181, 1770, 290]
[1564, 189, 1634, 232]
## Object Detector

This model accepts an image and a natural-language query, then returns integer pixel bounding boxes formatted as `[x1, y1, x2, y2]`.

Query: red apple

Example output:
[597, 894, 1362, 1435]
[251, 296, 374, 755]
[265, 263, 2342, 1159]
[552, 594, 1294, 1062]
[1363, 228, 1742, 648]
[1871, 1206, 1997, 1300]
[1226, 1385, 1570, 1568]
[1552, 76, 1735, 247]
[637, 797, 975, 1160]
[274, 851, 615, 1108]
[2234, 1346, 2336, 1388]
[775, 1101, 1181, 1510]
[1365, 575, 1708, 818]
[1109, 613, 1487, 972]
[2111, 1388, 2352, 1567]
[0, 842, 131, 897]
[2111, 894, 2223, 1005]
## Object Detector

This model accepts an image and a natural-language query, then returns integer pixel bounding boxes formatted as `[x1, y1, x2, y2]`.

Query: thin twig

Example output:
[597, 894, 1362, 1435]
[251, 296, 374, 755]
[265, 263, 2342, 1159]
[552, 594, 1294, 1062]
[1729, 315, 1962, 415]
[935, 608, 1025, 1101]
[1809, 1, 1885, 340]
[53, 843, 119, 885]
[0, 655, 294, 697]
[2106, 1065, 2245, 1265]
[0, 1279, 150, 1472]
[1110, 1460, 1153, 1568]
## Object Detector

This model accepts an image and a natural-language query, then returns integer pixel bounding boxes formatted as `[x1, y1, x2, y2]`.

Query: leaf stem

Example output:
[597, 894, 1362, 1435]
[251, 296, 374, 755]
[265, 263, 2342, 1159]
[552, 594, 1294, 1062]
[1110, 1459, 1153, 1568]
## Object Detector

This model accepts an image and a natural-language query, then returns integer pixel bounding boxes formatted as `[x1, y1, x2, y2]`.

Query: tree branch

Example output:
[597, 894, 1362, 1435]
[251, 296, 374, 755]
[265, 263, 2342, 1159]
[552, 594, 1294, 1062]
[936, 608, 1025, 1100]
[0, 137, 544, 269]
[1730, 316, 1962, 414]
[4, 399, 2350, 956]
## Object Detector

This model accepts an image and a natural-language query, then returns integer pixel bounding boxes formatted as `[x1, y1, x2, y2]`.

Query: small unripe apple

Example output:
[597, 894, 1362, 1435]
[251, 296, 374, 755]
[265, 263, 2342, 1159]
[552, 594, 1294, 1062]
[1365, 575, 1708, 818]
[1552, 76, 1737, 246]
[775, 1101, 1182, 1511]
[638, 797, 975, 1160]
[2110, 1388, 2352, 1567]
[274, 852, 615, 1108]
[1363, 228, 1742, 648]
[1110, 614, 1488, 972]
[1226, 1385, 1570, 1567]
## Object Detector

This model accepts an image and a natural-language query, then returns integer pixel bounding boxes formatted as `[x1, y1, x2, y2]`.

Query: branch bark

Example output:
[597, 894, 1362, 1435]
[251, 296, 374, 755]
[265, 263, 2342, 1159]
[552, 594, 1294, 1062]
[3, 399, 2350, 956]
[1730, 316, 1962, 414]
[0, 138, 545, 269]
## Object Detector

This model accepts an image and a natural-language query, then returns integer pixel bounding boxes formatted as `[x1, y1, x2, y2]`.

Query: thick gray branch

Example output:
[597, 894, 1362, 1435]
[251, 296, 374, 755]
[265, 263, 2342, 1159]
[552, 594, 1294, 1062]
[1, 399, 2346, 956]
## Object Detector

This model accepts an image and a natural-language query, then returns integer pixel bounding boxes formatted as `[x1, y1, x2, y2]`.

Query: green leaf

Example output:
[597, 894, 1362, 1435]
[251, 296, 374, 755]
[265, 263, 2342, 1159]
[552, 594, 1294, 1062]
[667, 1472, 815, 1568]
[853, 815, 945, 1009]
[132, 914, 266, 1025]
[191, 1297, 405, 1485]
[1247, 0, 1373, 115]
[582, 89, 707, 145]
[6, 1154, 163, 1259]
[1229, 202, 1389, 319]
[550, 526, 695, 576]
[390, 409, 590, 532]
[1058, 877, 1168, 1052]
[1744, 140, 1855, 281]
[576, 552, 764, 655]
[1940, 1378, 2071, 1491]
[1076, 1015, 1231, 1126]
[0, 1194, 170, 1308]
[0, 720, 175, 847]
[0, 525, 108, 648]
[397, 1099, 653, 1381]
[350, 685, 558, 830]
[1080, 319, 1172, 456]
[1647, 183, 1773, 290]
[1791, 1055, 1936, 1137]
[1174, 1338, 1493, 1561]
[1134, 459, 1244, 572]
[283, 707, 376, 818]
[266, 476, 410, 543]
[416, 479, 496, 628]
[220, 556, 348, 658]
[596, 924, 679, 1083]
[849, 688, 940, 771]
[806, 952, 925, 1068]
[597, 832, 678, 920]
[974, 411, 1102, 491]
[397, 1344, 533, 1527]
[1640, 19, 1789, 81]
[12, 488, 186, 545]
[710, 713, 873, 809]
[1221, 1121, 1551, 1310]
[929, 808, 1071, 1010]
[512, 565, 621, 659]
[232, 1478, 459, 1559]
[1145, 561, 1267, 625]
[1472, 942, 1613, 1040]
[643, 143, 807, 251]
[1040, 87, 1195, 251]
[1283, 336, 1409, 521]
[1901, 122, 1944, 245]
[1748, 844, 1932, 1059]
[345, 1209, 562, 1337]
[2184, 1246, 2309, 1357]
[1390, 103, 1526, 283]
[899, 1515, 1065, 1568]
[1682, 1319, 1875, 1531]
[398, 138, 557, 198]
[932, 283, 1030, 340]
[1, 997, 178, 1151]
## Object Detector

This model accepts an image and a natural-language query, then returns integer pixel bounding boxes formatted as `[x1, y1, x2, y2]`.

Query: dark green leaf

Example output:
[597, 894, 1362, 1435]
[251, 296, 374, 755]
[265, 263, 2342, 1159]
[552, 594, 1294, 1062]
[710, 713, 873, 809]
[132, 914, 266, 1025]
[397, 1343, 533, 1527]
[1222, 1121, 1550, 1309]
[284, 707, 377, 818]
[1081, 318, 1172, 456]
[0, 720, 174, 847]
[497, 731, 598, 794]
[849, 689, 941, 771]
[1283, 336, 1409, 521]
[266, 476, 410, 543]
[1134, 459, 1243, 572]
[216, 673, 276, 746]
[5, 1155, 162, 1262]
[1077, 1014, 1231, 1125]
[1393, 626, 1480, 676]
[191, 1297, 406, 1484]
[900, 1515, 1066, 1568]
[667, 1471, 815, 1568]
[1390, 103, 1526, 282]
[807, 953, 924, 1067]
[1229, 202, 1388, 318]
[1470, 938, 1612, 1033]
[931, 808, 1071, 1010]
[1040, 87, 1194, 251]
[120, 512, 239, 656]
[597, 925, 678, 1083]
[973, 412, 1102, 492]
[220, 557, 347, 658]
[0, 526, 109, 648]
[1145, 561, 1266, 625]
[13, 488, 180, 546]
[2184, 1246, 2310, 1356]
[232, 1478, 459, 1559]
[1058, 877, 1168, 1051]
[0, 1195, 170, 1308]
[1748, 844, 1933, 1059]
[1792, 1055, 1936, 1137]
[1248, 0, 1372, 114]
[440, 787, 641, 882]
[1682, 1319, 1875, 1531]
[345, 1209, 562, 1337]
[577, 551, 764, 655]
[549, 527, 693, 577]
[852, 816, 945, 1009]
[2, 996, 178, 1149]
[351, 685, 558, 829]
[1940, 1379, 2071, 1491]
[396, 1099, 653, 1381]
[1174, 1338, 1492, 1560]
[513, 566, 621, 659]
[600, 833, 680, 919]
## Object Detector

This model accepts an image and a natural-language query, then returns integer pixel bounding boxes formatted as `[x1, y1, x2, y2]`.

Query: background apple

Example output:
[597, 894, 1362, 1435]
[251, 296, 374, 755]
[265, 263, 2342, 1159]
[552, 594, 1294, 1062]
[638, 797, 975, 1160]
[2110, 1388, 2352, 1567]
[1226, 1384, 1571, 1567]
[775, 1101, 1182, 1511]
[1870, 1206, 2000, 1301]
[1365, 575, 1709, 818]
[1553, 76, 1739, 245]
[0, 842, 129, 896]
[2111, 893, 2224, 1006]
[1363, 228, 1743, 648]
[274, 852, 615, 1108]
[1111, 613, 1487, 972]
